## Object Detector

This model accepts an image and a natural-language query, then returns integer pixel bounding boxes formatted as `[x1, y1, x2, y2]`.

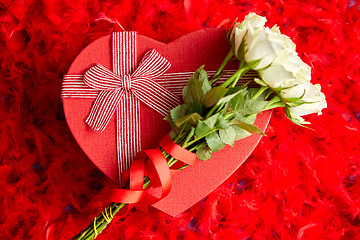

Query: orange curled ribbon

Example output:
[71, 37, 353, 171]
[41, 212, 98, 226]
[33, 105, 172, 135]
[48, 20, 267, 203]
[103, 134, 198, 212]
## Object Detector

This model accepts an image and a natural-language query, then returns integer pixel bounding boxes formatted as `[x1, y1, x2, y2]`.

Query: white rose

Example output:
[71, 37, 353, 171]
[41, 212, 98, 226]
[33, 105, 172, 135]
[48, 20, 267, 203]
[230, 13, 267, 58]
[281, 82, 327, 124]
[244, 26, 290, 70]
[259, 49, 311, 89]
[271, 25, 296, 52]
[230, 13, 299, 71]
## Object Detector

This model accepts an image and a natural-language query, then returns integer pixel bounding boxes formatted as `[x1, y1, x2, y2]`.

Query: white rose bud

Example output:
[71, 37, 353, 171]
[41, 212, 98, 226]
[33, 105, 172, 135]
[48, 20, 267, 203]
[259, 49, 311, 89]
[281, 82, 327, 124]
[230, 13, 267, 58]
[244, 26, 289, 70]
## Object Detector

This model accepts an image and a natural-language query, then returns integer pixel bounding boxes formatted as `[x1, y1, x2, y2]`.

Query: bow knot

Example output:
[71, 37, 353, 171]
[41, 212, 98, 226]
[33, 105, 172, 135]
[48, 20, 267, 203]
[83, 49, 179, 132]
[122, 74, 132, 91]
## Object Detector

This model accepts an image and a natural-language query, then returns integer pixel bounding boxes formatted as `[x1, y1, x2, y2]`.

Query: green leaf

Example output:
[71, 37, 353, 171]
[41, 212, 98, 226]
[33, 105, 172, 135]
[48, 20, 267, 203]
[227, 86, 244, 94]
[204, 86, 228, 107]
[219, 127, 236, 146]
[168, 104, 188, 128]
[282, 96, 303, 103]
[215, 115, 229, 129]
[265, 101, 286, 110]
[203, 113, 220, 129]
[284, 107, 313, 129]
[246, 88, 267, 100]
[233, 114, 256, 125]
[175, 112, 203, 127]
[228, 90, 245, 109]
[218, 87, 247, 116]
[206, 131, 226, 151]
[286, 100, 307, 107]
[217, 87, 246, 106]
[229, 120, 266, 136]
[229, 90, 268, 115]
[204, 117, 217, 129]
[186, 102, 204, 115]
[247, 59, 262, 70]
[272, 85, 294, 92]
[196, 146, 213, 161]
[182, 66, 211, 104]
[231, 125, 252, 140]
[249, 86, 269, 101]
[254, 77, 268, 87]
[195, 120, 212, 138]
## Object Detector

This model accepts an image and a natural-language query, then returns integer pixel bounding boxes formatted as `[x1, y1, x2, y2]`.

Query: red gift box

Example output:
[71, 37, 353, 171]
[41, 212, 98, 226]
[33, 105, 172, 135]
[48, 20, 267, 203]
[62, 28, 271, 216]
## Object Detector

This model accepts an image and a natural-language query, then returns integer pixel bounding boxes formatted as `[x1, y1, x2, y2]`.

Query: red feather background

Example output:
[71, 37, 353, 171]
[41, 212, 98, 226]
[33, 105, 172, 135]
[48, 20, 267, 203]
[1, 0, 360, 239]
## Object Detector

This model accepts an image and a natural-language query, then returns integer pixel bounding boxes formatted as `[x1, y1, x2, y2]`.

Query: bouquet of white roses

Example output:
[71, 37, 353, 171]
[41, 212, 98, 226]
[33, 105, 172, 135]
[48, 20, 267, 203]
[74, 13, 326, 240]
[229, 12, 326, 125]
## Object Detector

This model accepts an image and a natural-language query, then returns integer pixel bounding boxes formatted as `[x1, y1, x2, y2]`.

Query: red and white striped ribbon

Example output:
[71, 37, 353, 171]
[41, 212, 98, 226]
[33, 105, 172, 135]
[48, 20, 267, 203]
[62, 70, 258, 98]
[62, 32, 179, 184]
[113, 32, 139, 180]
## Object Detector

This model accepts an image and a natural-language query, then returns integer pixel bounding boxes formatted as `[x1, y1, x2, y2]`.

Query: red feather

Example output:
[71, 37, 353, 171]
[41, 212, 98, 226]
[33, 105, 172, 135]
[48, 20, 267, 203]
[1, 0, 360, 239]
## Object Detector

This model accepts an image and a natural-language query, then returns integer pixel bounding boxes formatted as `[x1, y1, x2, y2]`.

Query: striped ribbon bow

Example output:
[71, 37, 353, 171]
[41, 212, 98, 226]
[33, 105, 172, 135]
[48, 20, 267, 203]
[83, 49, 179, 132]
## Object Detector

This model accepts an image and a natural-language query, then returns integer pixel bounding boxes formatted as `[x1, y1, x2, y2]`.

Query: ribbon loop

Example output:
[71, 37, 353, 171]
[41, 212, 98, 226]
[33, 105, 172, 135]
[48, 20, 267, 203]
[132, 49, 171, 79]
[84, 64, 122, 90]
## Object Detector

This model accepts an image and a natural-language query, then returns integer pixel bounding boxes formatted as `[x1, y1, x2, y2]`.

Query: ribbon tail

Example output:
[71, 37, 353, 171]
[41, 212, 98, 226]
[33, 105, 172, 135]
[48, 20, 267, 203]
[85, 89, 125, 132]
[116, 91, 141, 185]
[103, 188, 146, 204]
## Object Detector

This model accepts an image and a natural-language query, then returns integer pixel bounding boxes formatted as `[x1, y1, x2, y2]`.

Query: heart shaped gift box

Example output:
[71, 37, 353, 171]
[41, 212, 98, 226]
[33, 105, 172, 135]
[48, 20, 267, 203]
[62, 29, 271, 217]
